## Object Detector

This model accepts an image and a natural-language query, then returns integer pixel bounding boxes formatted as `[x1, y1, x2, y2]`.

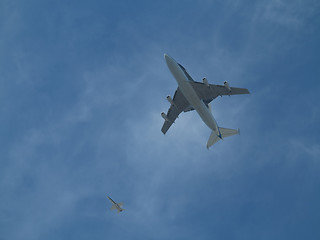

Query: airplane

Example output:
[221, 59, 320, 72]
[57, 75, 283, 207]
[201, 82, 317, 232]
[161, 54, 250, 148]
[107, 196, 124, 213]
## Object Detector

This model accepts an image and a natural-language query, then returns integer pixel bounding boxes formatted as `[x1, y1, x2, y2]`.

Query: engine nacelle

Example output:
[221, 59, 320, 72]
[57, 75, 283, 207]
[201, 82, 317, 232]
[161, 112, 170, 122]
[202, 77, 209, 87]
[224, 81, 231, 92]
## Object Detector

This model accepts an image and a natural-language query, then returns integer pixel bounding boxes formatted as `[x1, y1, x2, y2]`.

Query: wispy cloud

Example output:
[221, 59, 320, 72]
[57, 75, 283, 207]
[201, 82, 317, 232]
[262, 0, 319, 30]
[1, 0, 320, 239]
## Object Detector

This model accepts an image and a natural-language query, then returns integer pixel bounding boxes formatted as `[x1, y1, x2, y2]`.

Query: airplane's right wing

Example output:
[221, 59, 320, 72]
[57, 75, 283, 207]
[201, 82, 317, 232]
[190, 81, 250, 103]
[161, 88, 191, 134]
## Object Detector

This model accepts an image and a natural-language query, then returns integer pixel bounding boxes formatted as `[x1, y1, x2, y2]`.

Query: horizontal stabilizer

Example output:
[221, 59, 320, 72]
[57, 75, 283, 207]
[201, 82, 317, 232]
[219, 127, 239, 138]
[207, 131, 221, 149]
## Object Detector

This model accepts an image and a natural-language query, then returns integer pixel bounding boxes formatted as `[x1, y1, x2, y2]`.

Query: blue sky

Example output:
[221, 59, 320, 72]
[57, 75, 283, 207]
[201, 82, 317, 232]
[1, 0, 320, 239]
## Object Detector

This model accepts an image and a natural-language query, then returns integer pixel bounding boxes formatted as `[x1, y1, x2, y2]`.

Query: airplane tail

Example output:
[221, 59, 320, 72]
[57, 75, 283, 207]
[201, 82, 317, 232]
[117, 208, 124, 213]
[110, 203, 124, 212]
[207, 127, 240, 149]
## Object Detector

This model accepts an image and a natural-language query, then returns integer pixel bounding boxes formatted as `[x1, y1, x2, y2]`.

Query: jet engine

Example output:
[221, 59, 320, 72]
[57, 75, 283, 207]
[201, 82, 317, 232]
[202, 77, 209, 87]
[161, 112, 170, 122]
[224, 81, 231, 92]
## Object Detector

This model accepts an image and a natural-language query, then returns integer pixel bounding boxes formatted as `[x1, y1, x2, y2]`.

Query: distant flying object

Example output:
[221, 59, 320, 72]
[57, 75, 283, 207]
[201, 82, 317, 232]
[107, 196, 124, 213]
[161, 54, 250, 148]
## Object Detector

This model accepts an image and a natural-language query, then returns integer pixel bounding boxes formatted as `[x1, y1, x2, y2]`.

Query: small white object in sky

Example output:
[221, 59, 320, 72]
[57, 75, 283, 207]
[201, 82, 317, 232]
[107, 196, 124, 213]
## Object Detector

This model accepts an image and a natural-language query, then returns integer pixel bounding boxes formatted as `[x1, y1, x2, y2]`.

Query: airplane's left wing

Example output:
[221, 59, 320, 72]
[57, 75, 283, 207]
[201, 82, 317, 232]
[161, 88, 191, 134]
[110, 205, 117, 210]
[190, 81, 250, 103]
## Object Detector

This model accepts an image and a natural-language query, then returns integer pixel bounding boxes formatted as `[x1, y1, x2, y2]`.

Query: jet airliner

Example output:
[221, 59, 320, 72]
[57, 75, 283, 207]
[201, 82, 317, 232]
[161, 54, 250, 148]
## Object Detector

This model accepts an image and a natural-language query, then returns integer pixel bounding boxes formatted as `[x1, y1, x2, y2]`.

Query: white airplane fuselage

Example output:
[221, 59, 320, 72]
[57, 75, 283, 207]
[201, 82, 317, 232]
[164, 54, 221, 137]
